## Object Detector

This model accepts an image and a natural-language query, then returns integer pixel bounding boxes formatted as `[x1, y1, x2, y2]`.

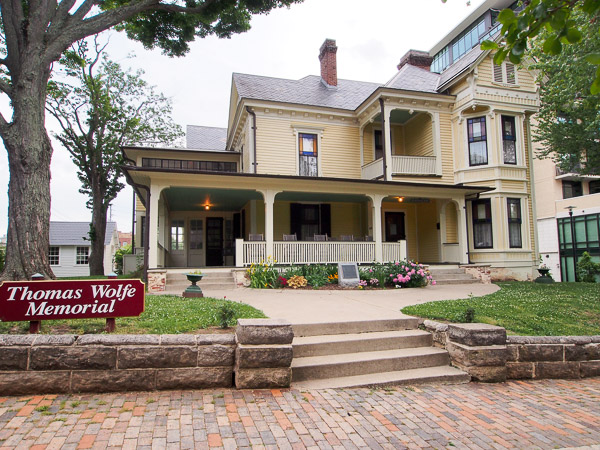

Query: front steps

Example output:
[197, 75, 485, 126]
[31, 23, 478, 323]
[165, 270, 237, 292]
[291, 319, 470, 389]
[428, 266, 480, 285]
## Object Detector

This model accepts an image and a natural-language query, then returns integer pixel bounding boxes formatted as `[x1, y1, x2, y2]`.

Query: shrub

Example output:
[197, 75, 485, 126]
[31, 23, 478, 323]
[114, 244, 132, 275]
[360, 260, 434, 288]
[577, 251, 600, 283]
[247, 258, 279, 288]
[287, 275, 307, 289]
[217, 303, 237, 328]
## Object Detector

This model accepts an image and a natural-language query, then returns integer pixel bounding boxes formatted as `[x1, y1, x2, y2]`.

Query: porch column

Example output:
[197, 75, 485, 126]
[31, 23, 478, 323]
[432, 112, 443, 176]
[259, 189, 280, 260]
[369, 194, 385, 263]
[456, 197, 470, 264]
[148, 184, 163, 268]
[382, 100, 393, 180]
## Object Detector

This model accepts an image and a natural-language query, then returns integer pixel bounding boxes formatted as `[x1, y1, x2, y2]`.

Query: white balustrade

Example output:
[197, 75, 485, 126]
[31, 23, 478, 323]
[361, 158, 384, 180]
[392, 156, 436, 175]
[382, 242, 407, 263]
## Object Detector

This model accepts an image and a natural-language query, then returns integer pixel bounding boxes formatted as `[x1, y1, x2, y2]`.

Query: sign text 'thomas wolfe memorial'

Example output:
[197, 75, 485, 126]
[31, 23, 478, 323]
[0, 279, 145, 322]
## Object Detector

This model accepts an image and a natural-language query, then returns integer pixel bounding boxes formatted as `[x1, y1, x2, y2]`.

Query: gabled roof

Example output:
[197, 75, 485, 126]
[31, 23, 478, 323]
[385, 64, 440, 93]
[233, 73, 380, 111]
[50, 222, 117, 247]
[186, 125, 227, 151]
[438, 45, 485, 90]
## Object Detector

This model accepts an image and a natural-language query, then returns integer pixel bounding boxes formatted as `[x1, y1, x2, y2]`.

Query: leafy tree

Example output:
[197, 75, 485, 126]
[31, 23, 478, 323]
[477, 0, 600, 93]
[0, 0, 302, 280]
[527, 9, 600, 174]
[46, 38, 183, 275]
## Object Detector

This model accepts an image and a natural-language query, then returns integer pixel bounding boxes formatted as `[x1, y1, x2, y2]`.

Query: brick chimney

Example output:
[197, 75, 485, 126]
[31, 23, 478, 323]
[397, 50, 433, 71]
[319, 39, 338, 87]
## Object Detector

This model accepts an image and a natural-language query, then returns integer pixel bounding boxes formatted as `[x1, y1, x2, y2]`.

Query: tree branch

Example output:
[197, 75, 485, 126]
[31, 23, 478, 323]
[0, 78, 12, 97]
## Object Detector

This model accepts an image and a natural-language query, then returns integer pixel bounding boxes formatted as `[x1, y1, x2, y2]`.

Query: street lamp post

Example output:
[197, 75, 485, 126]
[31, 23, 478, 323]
[566, 205, 578, 282]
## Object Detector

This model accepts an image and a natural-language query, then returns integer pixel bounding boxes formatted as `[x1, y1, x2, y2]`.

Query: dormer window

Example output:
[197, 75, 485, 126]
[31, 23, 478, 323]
[493, 61, 516, 85]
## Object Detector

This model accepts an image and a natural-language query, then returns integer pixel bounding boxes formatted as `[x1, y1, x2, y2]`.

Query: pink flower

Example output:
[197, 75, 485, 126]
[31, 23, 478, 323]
[395, 262, 399, 266]
[432, 280, 437, 285]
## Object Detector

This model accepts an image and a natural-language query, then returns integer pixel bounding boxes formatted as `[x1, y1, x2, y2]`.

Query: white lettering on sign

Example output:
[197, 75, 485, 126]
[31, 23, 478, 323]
[25, 299, 116, 317]
[6, 286, 83, 301]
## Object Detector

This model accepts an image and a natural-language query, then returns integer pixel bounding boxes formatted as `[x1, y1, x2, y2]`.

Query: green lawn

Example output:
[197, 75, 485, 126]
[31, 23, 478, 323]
[0, 295, 267, 334]
[402, 282, 600, 336]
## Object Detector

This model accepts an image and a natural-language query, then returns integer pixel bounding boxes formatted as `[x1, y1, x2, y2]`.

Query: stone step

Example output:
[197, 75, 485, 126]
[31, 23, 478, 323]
[293, 329, 432, 358]
[434, 279, 480, 285]
[291, 347, 450, 381]
[428, 268, 468, 275]
[292, 318, 419, 337]
[167, 273, 235, 281]
[292, 366, 470, 389]
[432, 273, 477, 280]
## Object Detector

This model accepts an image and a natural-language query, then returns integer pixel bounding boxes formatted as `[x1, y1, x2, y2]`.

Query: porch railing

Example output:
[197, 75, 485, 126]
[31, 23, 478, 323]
[361, 158, 384, 180]
[236, 239, 407, 266]
[392, 156, 437, 175]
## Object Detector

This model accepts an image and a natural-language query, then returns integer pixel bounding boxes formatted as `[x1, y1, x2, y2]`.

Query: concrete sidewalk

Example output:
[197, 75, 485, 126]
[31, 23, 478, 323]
[199, 284, 499, 324]
[1, 378, 599, 449]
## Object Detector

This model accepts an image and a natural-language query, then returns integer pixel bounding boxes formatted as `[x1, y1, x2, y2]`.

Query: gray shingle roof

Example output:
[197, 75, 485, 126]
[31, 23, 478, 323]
[438, 45, 485, 89]
[50, 222, 117, 246]
[186, 125, 227, 150]
[384, 64, 440, 93]
[233, 73, 380, 111]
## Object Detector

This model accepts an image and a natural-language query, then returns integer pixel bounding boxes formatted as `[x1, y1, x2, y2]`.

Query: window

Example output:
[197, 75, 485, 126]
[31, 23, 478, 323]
[467, 117, 488, 166]
[472, 199, 493, 249]
[299, 133, 318, 176]
[562, 180, 583, 199]
[49, 247, 59, 266]
[374, 130, 383, 160]
[290, 203, 331, 241]
[590, 180, 600, 195]
[171, 220, 185, 251]
[142, 158, 236, 173]
[493, 61, 516, 85]
[76, 247, 89, 265]
[502, 116, 517, 164]
[507, 198, 522, 248]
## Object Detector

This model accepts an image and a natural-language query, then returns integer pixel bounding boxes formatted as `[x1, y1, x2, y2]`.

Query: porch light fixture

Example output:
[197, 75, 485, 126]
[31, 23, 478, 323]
[204, 204, 210, 211]
[396, 197, 404, 203]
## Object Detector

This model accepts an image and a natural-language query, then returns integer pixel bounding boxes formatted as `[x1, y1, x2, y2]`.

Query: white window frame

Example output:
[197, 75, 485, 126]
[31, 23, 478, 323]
[293, 126, 324, 177]
[76, 246, 89, 265]
[495, 113, 524, 167]
[49, 246, 60, 266]
[492, 60, 518, 86]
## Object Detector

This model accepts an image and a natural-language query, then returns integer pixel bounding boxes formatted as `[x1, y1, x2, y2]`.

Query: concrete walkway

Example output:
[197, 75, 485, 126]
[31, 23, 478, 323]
[1, 378, 599, 449]
[200, 284, 499, 324]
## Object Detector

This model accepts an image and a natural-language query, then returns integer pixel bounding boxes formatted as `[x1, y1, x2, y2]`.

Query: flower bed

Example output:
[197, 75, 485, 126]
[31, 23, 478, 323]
[246, 259, 434, 289]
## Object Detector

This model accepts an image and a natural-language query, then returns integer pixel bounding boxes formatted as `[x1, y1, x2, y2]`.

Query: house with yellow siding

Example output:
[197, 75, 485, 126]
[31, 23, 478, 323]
[123, 0, 540, 284]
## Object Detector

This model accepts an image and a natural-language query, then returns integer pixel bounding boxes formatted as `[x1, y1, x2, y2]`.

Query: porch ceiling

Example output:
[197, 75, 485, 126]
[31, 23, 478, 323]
[276, 192, 368, 203]
[163, 187, 262, 211]
[373, 109, 419, 125]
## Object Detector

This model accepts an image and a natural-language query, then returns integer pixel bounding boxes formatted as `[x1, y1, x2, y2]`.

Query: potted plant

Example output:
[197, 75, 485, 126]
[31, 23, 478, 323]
[535, 259, 554, 284]
[183, 270, 204, 297]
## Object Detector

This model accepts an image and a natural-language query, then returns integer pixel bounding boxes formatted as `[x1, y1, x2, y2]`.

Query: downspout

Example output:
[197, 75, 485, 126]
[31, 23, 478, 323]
[131, 190, 136, 250]
[246, 106, 257, 174]
[379, 98, 388, 181]
[121, 149, 151, 284]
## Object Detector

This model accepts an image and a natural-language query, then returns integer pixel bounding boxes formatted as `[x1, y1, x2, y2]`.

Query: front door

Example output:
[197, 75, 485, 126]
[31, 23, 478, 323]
[206, 217, 224, 266]
[385, 212, 406, 241]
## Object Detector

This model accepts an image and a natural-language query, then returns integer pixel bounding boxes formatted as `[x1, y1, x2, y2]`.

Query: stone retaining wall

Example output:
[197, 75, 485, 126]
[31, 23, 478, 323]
[422, 320, 600, 382]
[0, 319, 295, 395]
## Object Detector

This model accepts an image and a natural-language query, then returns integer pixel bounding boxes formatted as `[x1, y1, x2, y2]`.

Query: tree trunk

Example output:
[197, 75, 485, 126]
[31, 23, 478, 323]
[0, 62, 54, 281]
[89, 191, 109, 276]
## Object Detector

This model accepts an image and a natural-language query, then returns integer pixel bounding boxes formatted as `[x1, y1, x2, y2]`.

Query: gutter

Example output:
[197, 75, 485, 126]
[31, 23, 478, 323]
[246, 106, 257, 174]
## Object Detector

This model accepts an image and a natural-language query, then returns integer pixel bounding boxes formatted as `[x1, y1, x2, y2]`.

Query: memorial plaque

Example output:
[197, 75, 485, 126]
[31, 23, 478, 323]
[338, 262, 360, 287]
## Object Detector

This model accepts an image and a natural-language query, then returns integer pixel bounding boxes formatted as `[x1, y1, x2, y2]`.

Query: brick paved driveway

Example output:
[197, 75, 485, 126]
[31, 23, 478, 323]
[0, 378, 599, 449]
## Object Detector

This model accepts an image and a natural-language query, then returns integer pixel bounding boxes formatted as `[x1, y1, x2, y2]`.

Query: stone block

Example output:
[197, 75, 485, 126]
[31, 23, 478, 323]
[156, 367, 232, 390]
[160, 335, 197, 345]
[71, 370, 156, 393]
[0, 371, 71, 395]
[30, 346, 117, 370]
[0, 335, 36, 346]
[580, 361, 600, 378]
[446, 341, 506, 367]
[584, 343, 600, 360]
[33, 335, 77, 346]
[236, 319, 293, 345]
[197, 334, 236, 345]
[506, 345, 519, 362]
[565, 344, 590, 361]
[518, 344, 563, 362]
[0, 348, 28, 370]
[235, 367, 292, 389]
[506, 362, 534, 379]
[236, 345, 293, 369]
[461, 365, 506, 383]
[197, 345, 235, 367]
[118, 346, 197, 369]
[535, 362, 579, 379]
[447, 323, 506, 346]
[77, 335, 160, 346]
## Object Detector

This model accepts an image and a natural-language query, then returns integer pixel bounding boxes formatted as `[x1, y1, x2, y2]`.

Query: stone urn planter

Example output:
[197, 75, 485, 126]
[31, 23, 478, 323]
[535, 267, 554, 284]
[183, 273, 204, 298]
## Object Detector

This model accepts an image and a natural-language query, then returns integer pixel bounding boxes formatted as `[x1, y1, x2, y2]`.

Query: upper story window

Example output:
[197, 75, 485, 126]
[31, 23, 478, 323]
[507, 198, 522, 248]
[472, 199, 493, 249]
[49, 246, 59, 266]
[171, 220, 185, 251]
[502, 116, 517, 164]
[493, 61, 517, 85]
[299, 133, 318, 177]
[590, 180, 600, 195]
[452, 20, 486, 64]
[562, 180, 583, 199]
[76, 247, 89, 265]
[142, 158, 236, 173]
[374, 130, 384, 160]
[467, 117, 488, 166]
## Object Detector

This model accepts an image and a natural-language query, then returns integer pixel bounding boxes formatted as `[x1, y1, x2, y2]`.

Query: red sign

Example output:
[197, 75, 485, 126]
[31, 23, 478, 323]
[0, 279, 145, 322]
